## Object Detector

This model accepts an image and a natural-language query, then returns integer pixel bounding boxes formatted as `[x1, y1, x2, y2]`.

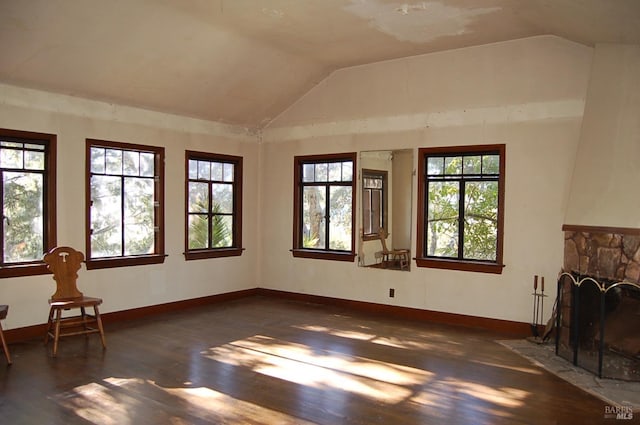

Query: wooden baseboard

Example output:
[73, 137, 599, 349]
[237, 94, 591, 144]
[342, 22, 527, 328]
[4, 288, 259, 344]
[5, 286, 534, 342]
[256, 288, 535, 337]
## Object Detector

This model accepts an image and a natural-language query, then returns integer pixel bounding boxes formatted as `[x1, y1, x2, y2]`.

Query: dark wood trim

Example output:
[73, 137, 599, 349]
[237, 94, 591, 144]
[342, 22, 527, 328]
[85, 254, 167, 270]
[255, 288, 532, 336]
[184, 248, 245, 260]
[4, 288, 260, 343]
[292, 152, 357, 259]
[562, 224, 640, 235]
[415, 144, 505, 273]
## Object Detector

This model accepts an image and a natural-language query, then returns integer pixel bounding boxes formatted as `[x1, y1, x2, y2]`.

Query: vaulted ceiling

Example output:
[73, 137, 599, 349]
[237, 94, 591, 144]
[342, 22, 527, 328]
[1, 0, 639, 130]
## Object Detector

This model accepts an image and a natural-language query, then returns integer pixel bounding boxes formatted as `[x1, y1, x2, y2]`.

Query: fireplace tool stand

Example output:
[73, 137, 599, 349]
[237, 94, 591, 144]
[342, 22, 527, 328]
[530, 275, 548, 340]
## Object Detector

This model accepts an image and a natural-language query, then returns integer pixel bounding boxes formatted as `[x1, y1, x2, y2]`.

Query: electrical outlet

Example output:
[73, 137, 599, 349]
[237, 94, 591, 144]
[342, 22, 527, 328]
[389, 288, 395, 298]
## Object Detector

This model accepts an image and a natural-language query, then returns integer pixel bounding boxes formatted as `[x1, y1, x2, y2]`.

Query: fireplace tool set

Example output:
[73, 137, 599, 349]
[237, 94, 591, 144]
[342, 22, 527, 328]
[530, 275, 547, 339]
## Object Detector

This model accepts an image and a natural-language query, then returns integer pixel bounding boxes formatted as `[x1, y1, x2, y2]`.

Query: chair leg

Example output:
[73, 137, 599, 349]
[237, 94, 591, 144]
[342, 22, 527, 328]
[94, 305, 106, 349]
[0, 321, 11, 365]
[44, 306, 55, 345]
[52, 308, 62, 357]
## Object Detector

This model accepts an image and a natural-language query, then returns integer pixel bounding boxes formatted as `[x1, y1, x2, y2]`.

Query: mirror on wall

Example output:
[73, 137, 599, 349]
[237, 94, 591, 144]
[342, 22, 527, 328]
[358, 149, 413, 271]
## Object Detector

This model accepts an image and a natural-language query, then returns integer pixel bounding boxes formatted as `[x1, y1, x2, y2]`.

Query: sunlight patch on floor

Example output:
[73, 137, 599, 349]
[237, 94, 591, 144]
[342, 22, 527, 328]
[203, 334, 434, 403]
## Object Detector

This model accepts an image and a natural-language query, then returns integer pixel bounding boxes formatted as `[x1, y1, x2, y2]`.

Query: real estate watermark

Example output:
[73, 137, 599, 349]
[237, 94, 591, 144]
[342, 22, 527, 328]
[604, 405, 634, 420]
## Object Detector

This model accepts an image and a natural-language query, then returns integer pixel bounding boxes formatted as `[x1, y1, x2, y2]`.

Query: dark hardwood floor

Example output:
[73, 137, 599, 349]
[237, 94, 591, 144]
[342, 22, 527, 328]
[0, 296, 620, 424]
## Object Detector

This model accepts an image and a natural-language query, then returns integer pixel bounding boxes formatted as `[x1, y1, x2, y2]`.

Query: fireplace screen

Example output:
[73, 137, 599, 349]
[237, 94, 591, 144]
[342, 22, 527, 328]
[555, 272, 640, 381]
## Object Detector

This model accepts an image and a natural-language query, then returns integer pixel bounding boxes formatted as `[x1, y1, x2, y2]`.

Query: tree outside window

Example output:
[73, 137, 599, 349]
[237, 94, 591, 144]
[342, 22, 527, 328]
[0, 129, 56, 278]
[185, 151, 243, 260]
[293, 153, 357, 262]
[86, 139, 165, 269]
[416, 144, 505, 274]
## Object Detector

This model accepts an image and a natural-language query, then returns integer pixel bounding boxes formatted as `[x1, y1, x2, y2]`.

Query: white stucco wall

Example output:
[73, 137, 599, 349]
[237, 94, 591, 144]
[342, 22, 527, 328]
[0, 84, 260, 329]
[260, 36, 593, 324]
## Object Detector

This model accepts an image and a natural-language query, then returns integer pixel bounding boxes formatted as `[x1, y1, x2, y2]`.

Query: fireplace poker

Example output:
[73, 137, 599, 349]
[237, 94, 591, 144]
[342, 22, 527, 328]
[532, 275, 539, 337]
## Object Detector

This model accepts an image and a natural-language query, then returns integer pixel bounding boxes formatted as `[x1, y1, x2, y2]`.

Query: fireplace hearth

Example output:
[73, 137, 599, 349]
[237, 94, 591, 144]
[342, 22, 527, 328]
[558, 226, 640, 381]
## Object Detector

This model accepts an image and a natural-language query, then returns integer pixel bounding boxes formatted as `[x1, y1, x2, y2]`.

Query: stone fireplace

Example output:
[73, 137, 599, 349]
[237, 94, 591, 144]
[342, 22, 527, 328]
[557, 226, 640, 381]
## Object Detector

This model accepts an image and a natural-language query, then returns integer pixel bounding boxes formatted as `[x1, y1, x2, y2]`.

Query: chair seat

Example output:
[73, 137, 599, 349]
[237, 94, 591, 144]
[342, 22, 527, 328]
[49, 296, 103, 309]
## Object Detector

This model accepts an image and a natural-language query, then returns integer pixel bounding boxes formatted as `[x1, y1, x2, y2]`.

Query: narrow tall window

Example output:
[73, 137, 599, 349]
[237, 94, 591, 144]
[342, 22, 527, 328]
[416, 144, 505, 274]
[0, 129, 56, 278]
[185, 151, 243, 260]
[292, 153, 357, 262]
[86, 139, 165, 269]
[362, 169, 387, 241]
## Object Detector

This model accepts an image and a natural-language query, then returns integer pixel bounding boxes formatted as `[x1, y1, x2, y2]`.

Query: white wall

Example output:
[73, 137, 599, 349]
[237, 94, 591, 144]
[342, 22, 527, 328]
[260, 36, 593, 324]
[0, 84, 260, 329]
[565, 44, 640, 228]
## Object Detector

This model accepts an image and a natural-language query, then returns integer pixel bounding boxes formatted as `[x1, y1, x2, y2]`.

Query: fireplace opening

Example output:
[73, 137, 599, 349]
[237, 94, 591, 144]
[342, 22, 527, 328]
[556, 272, 640, 381]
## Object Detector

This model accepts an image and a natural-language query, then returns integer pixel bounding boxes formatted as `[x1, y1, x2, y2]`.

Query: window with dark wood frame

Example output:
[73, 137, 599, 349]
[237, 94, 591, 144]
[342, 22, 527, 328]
[0, 128, 57, 278]
[86, 139, 165, 269]
[184, 151, 243, 260]
[292, 152, 357, 262]
[362, 169, 387, 242]
[416, 144, 505, 274]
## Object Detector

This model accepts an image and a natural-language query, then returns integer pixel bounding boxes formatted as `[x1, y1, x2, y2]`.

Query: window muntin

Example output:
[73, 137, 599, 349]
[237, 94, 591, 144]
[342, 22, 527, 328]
[417, 145, 505, 273]
[293, 153, 356, 262]
[0, 129, 56, 277]
[362, 169, 387, 241]
[86, 139, 165, 269]
[185, 151, 243, 260]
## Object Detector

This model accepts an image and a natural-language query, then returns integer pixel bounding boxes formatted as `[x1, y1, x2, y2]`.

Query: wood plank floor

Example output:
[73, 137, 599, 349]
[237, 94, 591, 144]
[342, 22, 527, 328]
[0, 296, 619, 424]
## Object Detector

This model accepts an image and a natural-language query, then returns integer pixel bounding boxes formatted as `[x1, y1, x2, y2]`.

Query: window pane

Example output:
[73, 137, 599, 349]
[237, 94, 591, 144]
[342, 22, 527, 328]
[90, 148, 105, 173]
[223, 163, 234, 182]
[140, 152, 155, 177]
[105, 149, 122, 174]
[483, 155, 500, 174]
[210, 162, 222, 181]
[363, 189, 372, 235]
[328, 162, 341, 181]
[463, 181, 498, 261]
[188, 182, 208, 213]
[90, 175, 122, 257]
[1, 148, 22, 168]
[371, 189, 382, 235]
[444, 157, 462, 175]
[427, 157, 444, 175]
[24, 150, 45, 170]
[303, 163, 315, 182]
[315, 163, 328, 182]
[198, 161, 211, 181]
[427, 181, 459, 257]
[342, 161, 353, 182]
[123, 151, 140, 176]
[212, 215, 233, 248]
[329, 186, 352, 251]
[463, 155, 482, 175]
[188, 159, 198, 180]
[302, 186, 325, 248]
[188, 214, 208, 249]
[3, 172, 43, 262]
[212, 183, 233, 214]
[124, 177, 155, 256]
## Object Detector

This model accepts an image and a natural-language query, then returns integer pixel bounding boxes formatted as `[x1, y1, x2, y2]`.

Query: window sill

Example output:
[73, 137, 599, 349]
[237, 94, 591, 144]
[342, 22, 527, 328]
[415, 257, 504, 274]
[291, 249, 356, 262]
[0, 262, 51, 279]
[184, 248, 244, 261]
[85, 254, 167, 270]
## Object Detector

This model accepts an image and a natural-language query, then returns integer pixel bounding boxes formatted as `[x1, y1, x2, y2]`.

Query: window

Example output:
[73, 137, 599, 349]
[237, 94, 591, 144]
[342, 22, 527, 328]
[185, 151, 243, 260]
[86, 139, 165, 269]
[362, 169, 387, 241]
[0, 129, 56, 278]
[292, 153, 357, 262]
[416, 144, 505, 273]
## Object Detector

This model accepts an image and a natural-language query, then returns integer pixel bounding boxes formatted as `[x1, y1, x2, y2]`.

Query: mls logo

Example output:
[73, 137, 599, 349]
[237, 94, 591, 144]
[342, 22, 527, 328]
[604, 405, 634, 420]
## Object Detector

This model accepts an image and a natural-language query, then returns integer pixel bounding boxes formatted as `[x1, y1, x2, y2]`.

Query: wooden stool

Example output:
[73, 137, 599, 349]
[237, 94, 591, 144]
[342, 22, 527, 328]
[0, 304, 11, 364]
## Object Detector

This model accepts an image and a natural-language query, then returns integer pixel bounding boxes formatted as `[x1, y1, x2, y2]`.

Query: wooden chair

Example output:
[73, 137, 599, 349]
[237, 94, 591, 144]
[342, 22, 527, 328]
[0, 304, 11, 364]
[43, 246, 106, 356]
[377, 228, 410, 270]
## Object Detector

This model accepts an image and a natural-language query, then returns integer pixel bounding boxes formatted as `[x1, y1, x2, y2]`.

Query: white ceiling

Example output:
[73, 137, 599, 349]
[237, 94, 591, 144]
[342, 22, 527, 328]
[1, 0, 639, 130]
